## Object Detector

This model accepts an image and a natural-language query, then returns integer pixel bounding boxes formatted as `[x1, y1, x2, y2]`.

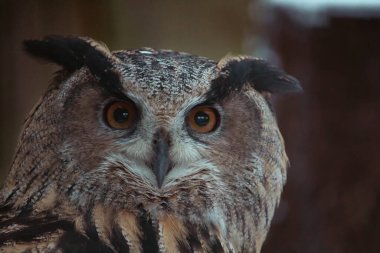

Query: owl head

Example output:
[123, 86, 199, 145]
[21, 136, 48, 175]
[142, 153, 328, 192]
[0, 36, 301, 252]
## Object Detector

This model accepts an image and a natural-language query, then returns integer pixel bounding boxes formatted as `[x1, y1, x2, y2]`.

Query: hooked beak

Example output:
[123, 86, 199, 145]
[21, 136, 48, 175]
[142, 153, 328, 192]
[151, 128, 172, 188]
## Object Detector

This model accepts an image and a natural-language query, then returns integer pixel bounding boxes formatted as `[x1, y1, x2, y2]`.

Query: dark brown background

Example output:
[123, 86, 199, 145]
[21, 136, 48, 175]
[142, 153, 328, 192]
[1, 1, 379, 252]
[263, 7, 380, 253]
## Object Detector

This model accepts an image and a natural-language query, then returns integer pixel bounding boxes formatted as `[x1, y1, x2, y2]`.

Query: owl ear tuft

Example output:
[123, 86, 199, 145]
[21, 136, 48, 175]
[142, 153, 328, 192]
[225, 57, 302, 94]
[207, 56, 302, 101]
[23, 35, 123, 95]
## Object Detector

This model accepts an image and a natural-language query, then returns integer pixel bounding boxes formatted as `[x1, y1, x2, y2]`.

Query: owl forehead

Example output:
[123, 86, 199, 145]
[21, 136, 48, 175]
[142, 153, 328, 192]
[113, 49, 219, 111]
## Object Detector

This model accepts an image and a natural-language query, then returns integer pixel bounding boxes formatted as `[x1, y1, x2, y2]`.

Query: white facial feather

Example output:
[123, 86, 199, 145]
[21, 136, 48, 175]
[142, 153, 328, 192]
[101, 153, 156, 187]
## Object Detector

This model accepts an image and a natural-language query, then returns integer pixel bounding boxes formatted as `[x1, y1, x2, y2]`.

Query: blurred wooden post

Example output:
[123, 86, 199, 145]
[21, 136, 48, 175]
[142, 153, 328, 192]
[248, 2, 380, 253]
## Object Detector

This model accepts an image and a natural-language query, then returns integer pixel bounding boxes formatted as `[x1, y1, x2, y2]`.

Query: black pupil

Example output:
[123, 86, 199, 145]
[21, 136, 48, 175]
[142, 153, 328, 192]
[113, 107, 129, 123]
[194, 111, 209, 126]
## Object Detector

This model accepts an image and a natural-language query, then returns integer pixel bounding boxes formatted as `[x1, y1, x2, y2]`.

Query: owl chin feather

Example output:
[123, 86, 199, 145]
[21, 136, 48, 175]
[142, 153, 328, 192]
[0, 35, 300, 252]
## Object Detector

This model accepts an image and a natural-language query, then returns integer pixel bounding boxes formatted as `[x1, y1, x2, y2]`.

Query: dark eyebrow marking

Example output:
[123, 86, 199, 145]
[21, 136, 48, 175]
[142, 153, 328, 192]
[23, 35, 125, 98]
[205, 58, 302, 102]
[204, 72, 233, 103]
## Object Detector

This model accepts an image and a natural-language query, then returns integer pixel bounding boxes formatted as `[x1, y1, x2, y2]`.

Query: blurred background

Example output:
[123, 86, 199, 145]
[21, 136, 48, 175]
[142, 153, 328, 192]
[0, 0, 379, 252]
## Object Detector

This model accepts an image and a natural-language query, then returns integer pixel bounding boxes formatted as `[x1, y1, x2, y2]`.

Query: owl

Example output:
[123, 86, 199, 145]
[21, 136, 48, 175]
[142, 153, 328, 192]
[0, 36, 301, 253]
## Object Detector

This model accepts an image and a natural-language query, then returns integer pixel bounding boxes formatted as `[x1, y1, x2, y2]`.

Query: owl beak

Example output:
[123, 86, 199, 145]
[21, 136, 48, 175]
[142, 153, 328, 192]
[152, 128, 172, 188]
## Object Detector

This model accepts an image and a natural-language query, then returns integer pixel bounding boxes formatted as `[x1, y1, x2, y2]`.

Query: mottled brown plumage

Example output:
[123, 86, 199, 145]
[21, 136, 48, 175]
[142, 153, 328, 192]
[0, 36, 301, 252]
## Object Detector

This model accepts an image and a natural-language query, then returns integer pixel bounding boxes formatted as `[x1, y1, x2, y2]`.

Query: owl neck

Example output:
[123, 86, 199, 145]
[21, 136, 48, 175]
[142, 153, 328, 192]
[0, 87, 65, 213]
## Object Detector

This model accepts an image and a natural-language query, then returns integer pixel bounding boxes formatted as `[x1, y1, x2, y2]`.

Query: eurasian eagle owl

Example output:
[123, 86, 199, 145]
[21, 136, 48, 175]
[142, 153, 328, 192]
[0, 36, 301, 253]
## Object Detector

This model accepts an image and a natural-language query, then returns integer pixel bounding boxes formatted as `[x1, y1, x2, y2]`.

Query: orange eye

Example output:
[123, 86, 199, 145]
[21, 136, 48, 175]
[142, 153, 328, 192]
[187, 105, 219, 133]
[104, 100, 138, 129]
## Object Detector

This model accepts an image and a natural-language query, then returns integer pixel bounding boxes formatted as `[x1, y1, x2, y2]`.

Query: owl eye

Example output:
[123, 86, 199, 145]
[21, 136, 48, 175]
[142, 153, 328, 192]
[104, 100, 138, 129]
[187, 105, 220, 133]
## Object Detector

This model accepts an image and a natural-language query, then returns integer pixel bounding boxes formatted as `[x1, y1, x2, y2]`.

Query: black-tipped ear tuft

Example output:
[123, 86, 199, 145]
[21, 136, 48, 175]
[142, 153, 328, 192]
[23, 35, 123, 95]
[24, 36, 83, 71]
[228, 58, 302, 94]
[206, 57, 302, 101]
